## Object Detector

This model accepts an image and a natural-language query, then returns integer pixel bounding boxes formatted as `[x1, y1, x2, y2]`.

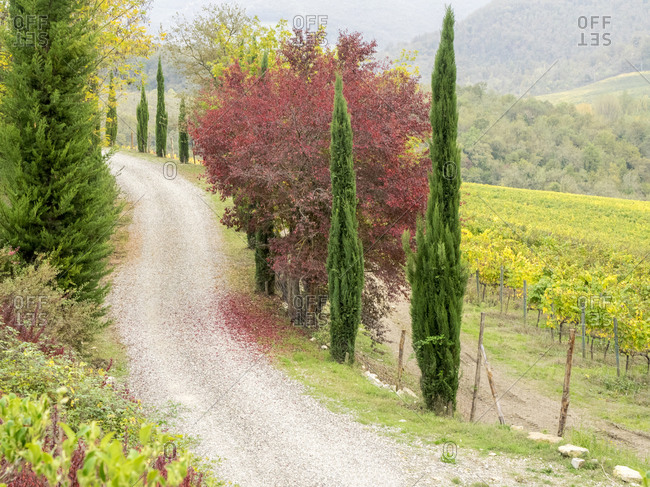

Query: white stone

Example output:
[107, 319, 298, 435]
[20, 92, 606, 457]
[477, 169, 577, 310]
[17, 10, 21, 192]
[558, 444, 589, 458]
[571, 458, 585, 469]
[613, 466, 643, 483]
[511, 425, 524, 431]
[527, 432, 563, 444]
[320, 344, 328, 350]
[401, 387, 418, 398]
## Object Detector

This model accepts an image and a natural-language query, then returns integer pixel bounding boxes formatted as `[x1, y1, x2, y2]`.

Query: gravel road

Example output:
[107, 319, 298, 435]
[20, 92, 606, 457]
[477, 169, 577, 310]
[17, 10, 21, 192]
[106, 152, 606, 487]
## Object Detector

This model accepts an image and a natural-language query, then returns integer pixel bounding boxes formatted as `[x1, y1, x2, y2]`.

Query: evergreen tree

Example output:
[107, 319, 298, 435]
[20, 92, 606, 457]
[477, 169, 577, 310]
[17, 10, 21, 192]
[0, 0, 120, 305]
[260, 50, 269, 76]
[327, 74, 364, 364]
[402, 6, 467, 414]
[136, 81, 148, 153]
[105, 72, 117, 146]
[178, 97, 189, 163]
[254, 222, 275, 295]
[155, 56, 168, 157]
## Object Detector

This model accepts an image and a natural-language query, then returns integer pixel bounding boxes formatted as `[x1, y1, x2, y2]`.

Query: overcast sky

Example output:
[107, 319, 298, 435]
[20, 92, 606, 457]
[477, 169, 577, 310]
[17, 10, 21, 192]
[148, 0, 492, 48]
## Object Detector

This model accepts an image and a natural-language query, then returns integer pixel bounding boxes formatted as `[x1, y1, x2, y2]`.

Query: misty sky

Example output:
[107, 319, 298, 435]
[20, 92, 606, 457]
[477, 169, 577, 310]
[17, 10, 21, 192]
[148, 0, 492, 48]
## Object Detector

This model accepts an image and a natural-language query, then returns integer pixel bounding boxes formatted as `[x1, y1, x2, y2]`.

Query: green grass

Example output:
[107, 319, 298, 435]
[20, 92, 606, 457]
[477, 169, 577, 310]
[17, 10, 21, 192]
[537, 71, 650, 105]
[460, 301, 650, 469]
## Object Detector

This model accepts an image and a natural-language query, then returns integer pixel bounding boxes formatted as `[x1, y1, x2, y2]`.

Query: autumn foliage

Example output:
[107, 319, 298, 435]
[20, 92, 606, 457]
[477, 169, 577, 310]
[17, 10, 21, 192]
[191, 30, 431, 332]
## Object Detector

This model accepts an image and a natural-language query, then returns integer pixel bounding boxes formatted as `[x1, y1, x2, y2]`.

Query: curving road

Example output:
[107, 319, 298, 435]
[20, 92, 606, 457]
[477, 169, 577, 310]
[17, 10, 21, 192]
[106, 151, 596, 487]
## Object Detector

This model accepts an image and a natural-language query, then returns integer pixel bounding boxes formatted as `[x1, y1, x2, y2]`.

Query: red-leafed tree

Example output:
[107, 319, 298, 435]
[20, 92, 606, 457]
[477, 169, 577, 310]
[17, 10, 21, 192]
[191, 30, 430, 338]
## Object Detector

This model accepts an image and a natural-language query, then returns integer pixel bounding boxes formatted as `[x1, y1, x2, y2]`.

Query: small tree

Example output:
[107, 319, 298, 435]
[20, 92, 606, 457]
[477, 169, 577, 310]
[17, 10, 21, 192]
[155, 56, 168, 157]
[136, 81, 148, 153]
[105, 72, 117, 146]
[178, 97, 189, 163]
[402, 6, 466, 414]
[327, 74, 364, 364]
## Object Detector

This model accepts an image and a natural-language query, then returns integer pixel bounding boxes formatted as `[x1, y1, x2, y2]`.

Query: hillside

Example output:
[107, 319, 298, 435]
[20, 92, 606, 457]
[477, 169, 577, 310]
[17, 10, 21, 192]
[538, 70, 650, 105]
[457, 85, 650, 199]
[388, 0, 650, 95]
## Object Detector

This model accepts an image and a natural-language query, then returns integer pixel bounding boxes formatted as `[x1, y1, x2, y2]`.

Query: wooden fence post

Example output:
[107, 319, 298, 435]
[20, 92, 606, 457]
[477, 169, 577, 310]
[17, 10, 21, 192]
[558, 328, 576, 437]
[614, 317, 620, 377]
[523, 280, 527, 325]
[470, 313, 486, 421]
[581, 302, 586, 359]
[396, 330, 406, 391]
[476, 269, 480, 304]
[500, 265, 504, 313]
[480, 344, 505, 425]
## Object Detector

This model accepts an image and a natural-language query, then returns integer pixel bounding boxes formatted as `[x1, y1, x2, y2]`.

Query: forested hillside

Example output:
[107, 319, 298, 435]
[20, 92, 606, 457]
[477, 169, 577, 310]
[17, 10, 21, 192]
[459, 85, 650, 199]
[390, 0, 650, 94]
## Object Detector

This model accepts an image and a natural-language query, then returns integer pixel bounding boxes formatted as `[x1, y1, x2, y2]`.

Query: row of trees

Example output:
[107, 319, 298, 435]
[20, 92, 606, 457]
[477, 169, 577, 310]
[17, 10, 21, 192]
[135, 57, 189, 162]
[192, 7, 465, 412]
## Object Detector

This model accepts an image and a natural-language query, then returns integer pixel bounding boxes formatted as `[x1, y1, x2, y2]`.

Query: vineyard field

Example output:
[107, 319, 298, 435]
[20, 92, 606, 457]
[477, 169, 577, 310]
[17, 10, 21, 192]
[460, 183, 650, 355]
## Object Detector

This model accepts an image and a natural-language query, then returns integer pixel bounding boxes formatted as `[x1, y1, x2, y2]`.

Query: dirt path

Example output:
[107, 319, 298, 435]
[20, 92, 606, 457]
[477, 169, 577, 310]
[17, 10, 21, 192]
[385, 301, 650, 459]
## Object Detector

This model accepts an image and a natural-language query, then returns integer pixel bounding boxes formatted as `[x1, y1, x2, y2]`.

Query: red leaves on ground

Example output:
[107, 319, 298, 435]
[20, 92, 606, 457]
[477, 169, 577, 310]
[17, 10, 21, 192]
[217, 292, 298, 349]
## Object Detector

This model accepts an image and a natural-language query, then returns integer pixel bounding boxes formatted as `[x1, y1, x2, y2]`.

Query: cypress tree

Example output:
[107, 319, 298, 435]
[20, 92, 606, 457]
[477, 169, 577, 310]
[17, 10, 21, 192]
[252, 50, 275, 292]
[136, 80, 148, 153]
[327, 74, 364, 364]
[254, 222, 275, 295]
[178, 97, 189, 163]
[0, 0, 120, 305]
[155, 56, 168, 157]
[402, 6, 466, 414]
[105, 72, 117, 146]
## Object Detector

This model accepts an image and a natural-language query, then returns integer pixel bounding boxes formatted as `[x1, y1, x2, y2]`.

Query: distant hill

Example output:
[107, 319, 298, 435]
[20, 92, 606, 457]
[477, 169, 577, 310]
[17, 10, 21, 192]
[389, 0, 650, 95]
[537, 70, 650, 105]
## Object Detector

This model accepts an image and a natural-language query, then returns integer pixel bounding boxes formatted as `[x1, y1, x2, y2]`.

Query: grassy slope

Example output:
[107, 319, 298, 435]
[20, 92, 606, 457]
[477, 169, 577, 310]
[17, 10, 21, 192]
[537, 71, 650, 105]
[119, 149, 649, 484]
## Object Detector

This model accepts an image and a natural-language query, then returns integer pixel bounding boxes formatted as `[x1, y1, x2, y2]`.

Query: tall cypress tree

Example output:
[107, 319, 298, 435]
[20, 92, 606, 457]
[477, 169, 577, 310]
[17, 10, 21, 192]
[105, 72, 117, 146]
[402, 6, 466, 414]
[136, 81, 148, 153]
[253, 50, 275, 295]
[327, 74, 364, 364]
[0, 0, 120, 305]
[178, 97, 189, 163]
[155, 56, 168, 157]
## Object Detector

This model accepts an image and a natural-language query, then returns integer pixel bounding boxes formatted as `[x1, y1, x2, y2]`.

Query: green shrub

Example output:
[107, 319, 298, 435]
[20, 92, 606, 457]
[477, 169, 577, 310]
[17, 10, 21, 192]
[0, 249, 103, 350]
[0, 393, 191, 486]
[0, 329, 144, 439]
